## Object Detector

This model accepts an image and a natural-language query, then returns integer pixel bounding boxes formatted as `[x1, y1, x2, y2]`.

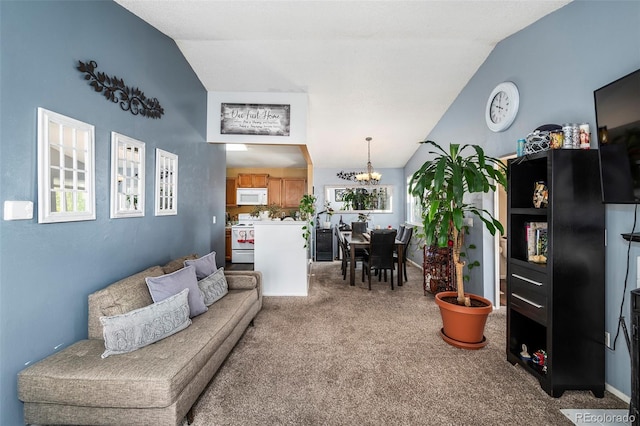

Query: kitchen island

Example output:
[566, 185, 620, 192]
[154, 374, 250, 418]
[253, 220, 310, 296]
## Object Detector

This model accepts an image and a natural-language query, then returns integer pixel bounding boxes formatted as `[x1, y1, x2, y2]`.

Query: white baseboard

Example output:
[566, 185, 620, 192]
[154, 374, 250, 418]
[605, 383, 630, 403]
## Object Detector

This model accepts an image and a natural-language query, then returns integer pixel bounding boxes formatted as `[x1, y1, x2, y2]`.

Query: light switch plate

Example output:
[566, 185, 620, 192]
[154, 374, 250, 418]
[4, 201, 34, 220]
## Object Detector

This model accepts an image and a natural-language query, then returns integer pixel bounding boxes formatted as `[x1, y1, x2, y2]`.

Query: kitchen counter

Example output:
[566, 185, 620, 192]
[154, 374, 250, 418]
[253, 221, 310, 296]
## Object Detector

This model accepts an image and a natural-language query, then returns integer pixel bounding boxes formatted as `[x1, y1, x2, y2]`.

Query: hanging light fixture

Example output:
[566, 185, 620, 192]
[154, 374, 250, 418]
[355, 137, 381, 184]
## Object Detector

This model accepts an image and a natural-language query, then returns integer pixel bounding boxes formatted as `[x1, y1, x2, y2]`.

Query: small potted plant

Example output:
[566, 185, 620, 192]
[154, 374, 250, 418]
[299, 194, 317, 248]
[322, 200, 334, 228]
[409, 140, 506, 349]
[267, 203, 282, 220]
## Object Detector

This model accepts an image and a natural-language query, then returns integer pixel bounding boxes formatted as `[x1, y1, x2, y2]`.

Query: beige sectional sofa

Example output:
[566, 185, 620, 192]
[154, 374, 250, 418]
[17, 255, 262, 426]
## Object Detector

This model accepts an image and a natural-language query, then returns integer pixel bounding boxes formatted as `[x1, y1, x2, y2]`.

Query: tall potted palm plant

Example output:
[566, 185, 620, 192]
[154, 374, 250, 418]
[409, 140, 506, 349]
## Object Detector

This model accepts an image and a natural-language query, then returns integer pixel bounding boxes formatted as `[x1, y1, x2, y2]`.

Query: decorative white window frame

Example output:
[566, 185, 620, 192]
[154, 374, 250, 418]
[406, 176, 423, 226]
[110, 132, 145, 218]
[324, 184, 393, 213]
[37, 108, 96, 223]
[154, 149, 178, 216]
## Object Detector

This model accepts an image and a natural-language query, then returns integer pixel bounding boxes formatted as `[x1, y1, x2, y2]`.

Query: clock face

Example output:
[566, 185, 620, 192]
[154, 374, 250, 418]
[485, 82, 519, 132]
[490, 91, 510, 124]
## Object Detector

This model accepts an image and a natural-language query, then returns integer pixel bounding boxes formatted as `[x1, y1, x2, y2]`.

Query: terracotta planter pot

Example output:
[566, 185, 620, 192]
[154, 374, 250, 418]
[434, 291, 493, 349]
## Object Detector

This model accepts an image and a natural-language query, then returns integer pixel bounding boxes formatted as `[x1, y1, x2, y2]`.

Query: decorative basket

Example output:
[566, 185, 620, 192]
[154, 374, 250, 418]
[423, 245, 454, 295]
[524, 130, 551, 154]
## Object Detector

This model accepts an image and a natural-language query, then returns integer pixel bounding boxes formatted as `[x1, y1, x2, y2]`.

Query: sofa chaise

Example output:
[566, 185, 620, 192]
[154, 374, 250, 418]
[17, 254, 262, 425]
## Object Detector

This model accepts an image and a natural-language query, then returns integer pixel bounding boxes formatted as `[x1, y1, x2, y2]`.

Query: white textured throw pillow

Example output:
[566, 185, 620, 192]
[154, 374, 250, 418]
[100, 288, 191, 358]
[198, 267, 228, 306]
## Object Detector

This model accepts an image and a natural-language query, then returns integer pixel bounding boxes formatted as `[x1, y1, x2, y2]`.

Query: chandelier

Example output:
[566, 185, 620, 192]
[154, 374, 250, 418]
[336, 137, 381, 185]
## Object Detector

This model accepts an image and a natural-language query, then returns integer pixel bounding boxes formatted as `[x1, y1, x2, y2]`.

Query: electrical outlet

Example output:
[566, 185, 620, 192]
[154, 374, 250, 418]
[212, 216, 216, 224]
[604, 331, 611, 348]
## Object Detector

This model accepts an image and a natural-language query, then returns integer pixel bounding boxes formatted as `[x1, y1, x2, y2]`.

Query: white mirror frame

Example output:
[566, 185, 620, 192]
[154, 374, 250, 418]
[154, 148, 178, 216]
[324, 184, 393, 214]
[110, 132, 145, 218]
[37, 108, 96, 223]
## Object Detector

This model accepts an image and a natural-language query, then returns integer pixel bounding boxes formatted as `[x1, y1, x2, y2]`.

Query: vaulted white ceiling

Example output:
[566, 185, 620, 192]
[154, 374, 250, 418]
[115, 0, 571, 169]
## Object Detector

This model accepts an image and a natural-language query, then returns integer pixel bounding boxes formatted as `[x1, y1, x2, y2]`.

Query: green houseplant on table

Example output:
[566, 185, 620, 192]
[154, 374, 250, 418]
[409, 140, 506, 349]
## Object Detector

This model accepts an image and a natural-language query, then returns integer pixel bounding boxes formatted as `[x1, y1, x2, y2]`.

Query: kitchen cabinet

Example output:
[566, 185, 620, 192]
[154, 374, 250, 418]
[237, 173, 269, 188]
[226, 178, 237, 207]
[268, 177, 283, 205]
[282, 178, 306, 208]
[506, 150, 605, 398]
[225, 228, 231, 261]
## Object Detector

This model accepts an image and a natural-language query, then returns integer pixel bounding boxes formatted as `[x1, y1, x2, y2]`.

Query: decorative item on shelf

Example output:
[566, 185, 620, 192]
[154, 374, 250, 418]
[76, 60, 164, 119]
[562, 123, 580, 149]
[336, 136, 381, 185]
[532, 181, 548, 208]
[526, 221, 548, 264]
[520, 344, 531, 361]
[524, 124, 561, 155]
[532, 349, 548, 373]
[549, 130, 564, 149]
[579, 123, 591, 149]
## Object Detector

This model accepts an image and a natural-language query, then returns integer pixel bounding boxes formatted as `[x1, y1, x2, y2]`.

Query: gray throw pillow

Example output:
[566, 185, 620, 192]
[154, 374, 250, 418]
[100, 288, 191, 358]
[146, 265, 208, 317]
[184, 251, 217, 280]
[198, 267, 228, 306]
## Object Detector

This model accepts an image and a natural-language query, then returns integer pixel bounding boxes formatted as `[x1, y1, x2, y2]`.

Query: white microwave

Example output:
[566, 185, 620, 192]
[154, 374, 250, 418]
[236, 188, 268, 205]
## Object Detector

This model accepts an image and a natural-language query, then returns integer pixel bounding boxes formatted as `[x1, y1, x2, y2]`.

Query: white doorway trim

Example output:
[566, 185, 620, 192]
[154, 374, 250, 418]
[493, 153, 516, 309]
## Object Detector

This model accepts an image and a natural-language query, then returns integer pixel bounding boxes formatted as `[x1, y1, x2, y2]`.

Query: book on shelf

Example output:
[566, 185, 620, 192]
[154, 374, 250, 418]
[526, 221, 548, 264]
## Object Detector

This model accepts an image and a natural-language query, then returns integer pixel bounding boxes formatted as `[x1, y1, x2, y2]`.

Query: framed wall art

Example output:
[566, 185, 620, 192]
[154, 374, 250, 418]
[37, 108, 96, 223]
[110, 132, 145, 218]
[154, 149, 178, 216]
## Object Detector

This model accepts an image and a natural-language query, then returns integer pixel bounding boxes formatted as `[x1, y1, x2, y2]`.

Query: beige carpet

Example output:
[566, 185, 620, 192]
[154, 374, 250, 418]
[190, 261, 628, 425]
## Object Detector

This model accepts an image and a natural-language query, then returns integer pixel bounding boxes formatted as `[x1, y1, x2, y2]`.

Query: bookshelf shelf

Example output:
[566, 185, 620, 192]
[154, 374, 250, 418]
[506, 150, 605, 398]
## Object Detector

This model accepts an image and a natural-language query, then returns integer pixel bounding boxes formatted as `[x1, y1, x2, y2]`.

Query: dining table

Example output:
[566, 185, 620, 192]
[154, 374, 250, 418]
[340, 231, 404, 288]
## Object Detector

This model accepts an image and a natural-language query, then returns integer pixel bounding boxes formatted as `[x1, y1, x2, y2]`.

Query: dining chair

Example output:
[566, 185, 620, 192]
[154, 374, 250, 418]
[394, 226, 413, 282]
[397, 224, 406, 242]
[362, 229, 397, 290]
[351, 221, 368, 236]
[339, 232, 365, 280]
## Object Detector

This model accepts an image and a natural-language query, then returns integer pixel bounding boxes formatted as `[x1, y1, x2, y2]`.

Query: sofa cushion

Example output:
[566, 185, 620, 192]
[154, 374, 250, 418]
[184, 251, 217, 280]
[88, 265, 165, 340]
[198, 267, 228, 306]
[100, 288, 191, 358]
[146, 265, 207, 318]
[18, 287, 260, 409]
[162, 253, 198, 274]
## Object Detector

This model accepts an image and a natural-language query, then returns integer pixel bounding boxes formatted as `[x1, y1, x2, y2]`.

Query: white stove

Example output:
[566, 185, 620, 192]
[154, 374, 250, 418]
[231, 214, 259, 263]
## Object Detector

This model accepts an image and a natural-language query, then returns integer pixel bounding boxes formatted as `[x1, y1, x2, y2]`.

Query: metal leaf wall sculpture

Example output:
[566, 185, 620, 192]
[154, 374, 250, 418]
[77, 60, 164, 119]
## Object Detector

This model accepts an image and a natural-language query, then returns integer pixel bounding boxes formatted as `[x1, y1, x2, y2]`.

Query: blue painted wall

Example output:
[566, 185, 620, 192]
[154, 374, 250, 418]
[0, 2, 226, 424]
[404, 0, 640, 399]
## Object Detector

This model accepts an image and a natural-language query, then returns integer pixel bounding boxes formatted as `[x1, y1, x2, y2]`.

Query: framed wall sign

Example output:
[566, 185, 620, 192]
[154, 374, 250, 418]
[110, 132, 145, 218]
[154, 149, 178, 216]
[37, 108, 96, 223]
[220, 103, 290, 136]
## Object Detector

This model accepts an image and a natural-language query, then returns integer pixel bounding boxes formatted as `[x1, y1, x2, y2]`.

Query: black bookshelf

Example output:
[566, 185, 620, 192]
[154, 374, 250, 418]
[506, 150, 605, 397]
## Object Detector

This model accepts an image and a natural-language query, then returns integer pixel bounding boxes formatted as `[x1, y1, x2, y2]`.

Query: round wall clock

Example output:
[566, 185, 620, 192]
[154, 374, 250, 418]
[485, 81, 520, 132]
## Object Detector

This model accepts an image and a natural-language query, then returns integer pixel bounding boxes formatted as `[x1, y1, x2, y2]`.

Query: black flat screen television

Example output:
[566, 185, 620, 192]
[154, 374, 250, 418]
[595, 68, 640, 204]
